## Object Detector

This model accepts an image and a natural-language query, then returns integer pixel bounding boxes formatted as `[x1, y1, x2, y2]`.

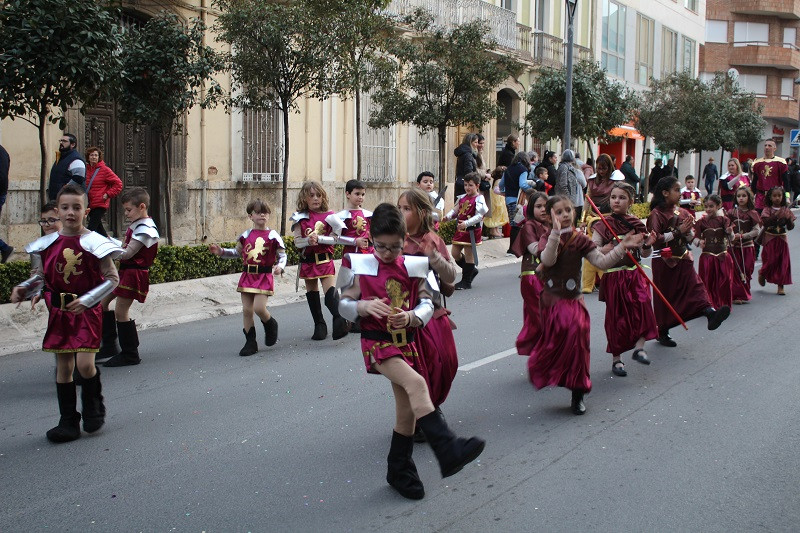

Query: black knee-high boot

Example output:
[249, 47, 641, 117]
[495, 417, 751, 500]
[47, 382, 81, 443]
[386, 431, 425, 500]
[104, 320, 141, 367]
[97, 310, 119, 361]
[307, 291, 327, 340]
[417, 410, 485, 478]
[455, 263, 475, 290]
[81, 368, 106, 433]
[239, 326, 258, 356]
[262, 317, 278, 347]
[324, 287, 349, 340]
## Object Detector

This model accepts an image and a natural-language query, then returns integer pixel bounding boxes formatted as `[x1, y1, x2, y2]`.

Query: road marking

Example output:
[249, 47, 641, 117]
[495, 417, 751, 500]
[458, 348, 517, 371]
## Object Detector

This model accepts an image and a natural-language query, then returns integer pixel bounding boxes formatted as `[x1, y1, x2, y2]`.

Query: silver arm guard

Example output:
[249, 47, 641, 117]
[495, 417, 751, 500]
[337, 235, 357, 246]
[294, 236, 310, 248]
[317, 235, 337, 246]
[17, 274, 45, 300]
[411, 298, 434, 327]
[276, 249, 287, 270]
[220, 247, 239, 259]
[78, 280, 115, 308]
[339, 297, 360, 322]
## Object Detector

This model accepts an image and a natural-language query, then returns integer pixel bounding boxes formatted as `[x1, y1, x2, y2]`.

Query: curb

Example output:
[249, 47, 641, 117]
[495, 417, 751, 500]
[0, 238, 519, 357]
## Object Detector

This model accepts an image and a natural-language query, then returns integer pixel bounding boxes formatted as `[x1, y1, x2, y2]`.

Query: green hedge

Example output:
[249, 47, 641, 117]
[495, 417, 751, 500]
[0, 226, 458, 305]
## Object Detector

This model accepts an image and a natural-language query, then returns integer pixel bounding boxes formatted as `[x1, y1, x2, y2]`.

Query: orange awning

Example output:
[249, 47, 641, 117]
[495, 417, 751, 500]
[608, 123, 644, 140]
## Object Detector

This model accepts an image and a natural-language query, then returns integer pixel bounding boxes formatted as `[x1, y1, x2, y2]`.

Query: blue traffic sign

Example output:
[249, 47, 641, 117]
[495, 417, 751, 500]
[791, 129, 800, 147]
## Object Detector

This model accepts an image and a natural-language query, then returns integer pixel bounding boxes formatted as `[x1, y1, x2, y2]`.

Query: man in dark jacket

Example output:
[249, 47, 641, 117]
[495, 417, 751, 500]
[0, 144, 12, 262]
[497, 134, 519, 167]
[47, 133, 86, 200]
[620, 155, 640, 194]
[648, 159, 664, 195]
[702, 157, 718, 196]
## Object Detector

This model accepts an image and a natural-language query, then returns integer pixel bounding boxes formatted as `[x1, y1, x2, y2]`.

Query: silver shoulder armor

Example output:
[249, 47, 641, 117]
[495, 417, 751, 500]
[325, 213, 347, 234]
[80, 233, 124, 260]
[335, 209, 352, 220]
[403, 255, 430, 279]
[290, 211, 309, 223]
[24, 233, 60, 254]
[130, 218, 160, 248]
[240, 229, 252, 241]
[336, 264, 355, 290]
[425, 270, 440, 293]
[349, 253, 380, 276]
[361, 209, 373, 218]
[269, 230, 286, 250]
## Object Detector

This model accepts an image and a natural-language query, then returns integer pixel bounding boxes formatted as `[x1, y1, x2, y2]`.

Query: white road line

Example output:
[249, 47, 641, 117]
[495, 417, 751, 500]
[458, 348, 518, 371]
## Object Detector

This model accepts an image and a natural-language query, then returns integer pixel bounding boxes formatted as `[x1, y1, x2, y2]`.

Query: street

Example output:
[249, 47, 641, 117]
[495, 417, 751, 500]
[2, 232, 800, 532]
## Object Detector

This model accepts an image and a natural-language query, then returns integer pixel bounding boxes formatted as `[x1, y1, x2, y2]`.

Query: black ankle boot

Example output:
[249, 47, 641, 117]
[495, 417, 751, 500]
[571, 389, 586, 415]
[80, 368, 106, 433]
[704, 306, 730, 331]
[657, 328, 677, 347]
[306, 291, 327, 340]
[417, 410, 485, 478]
[239, 326, 258, 356]
[262, 317, 278, 347]
[386, 431, 425, 500]
[104, 320, 141, 366]
[455, 263, 474, 290]
[47, 382, 81, 443]
[324, 287, 349, 340]
[97, 310, 120, 361]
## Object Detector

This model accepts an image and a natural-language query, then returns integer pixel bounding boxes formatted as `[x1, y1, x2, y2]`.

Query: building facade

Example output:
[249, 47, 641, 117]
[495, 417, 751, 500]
[700, 0, 800, 161]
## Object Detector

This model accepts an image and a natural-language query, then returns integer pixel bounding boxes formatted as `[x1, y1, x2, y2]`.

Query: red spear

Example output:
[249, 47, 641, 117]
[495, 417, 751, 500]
[585, 195, 688, 331]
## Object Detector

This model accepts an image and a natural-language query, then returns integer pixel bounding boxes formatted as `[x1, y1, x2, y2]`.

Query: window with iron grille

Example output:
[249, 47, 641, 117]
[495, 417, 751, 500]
[241, 106, 284, 183]
[415, 128, 440, 182]
[360, 84, 396, 182]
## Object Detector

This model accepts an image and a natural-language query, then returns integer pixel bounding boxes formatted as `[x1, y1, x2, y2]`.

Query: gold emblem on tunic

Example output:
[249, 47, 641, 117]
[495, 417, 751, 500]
[245, 237, 266, 262]
[458, 200, 472, 217]
[353, 216, 366, 234]
[385, 279, 409, 310]
[305, 221, 326, 236]
[57, 248, 83, 284]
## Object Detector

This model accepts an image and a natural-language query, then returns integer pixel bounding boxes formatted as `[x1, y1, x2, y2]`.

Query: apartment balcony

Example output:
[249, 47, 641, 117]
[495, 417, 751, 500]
[730, 0, 800, 19]
[730, 42, 800, 71]
[386, 0, 516, 49]
[564, 42, 595, 63]
[761, 94, 800, 122]
[517, 25, 564, 67]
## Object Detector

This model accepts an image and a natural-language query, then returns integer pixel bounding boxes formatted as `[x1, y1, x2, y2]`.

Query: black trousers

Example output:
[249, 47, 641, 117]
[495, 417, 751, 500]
[87, 207, 108, 237]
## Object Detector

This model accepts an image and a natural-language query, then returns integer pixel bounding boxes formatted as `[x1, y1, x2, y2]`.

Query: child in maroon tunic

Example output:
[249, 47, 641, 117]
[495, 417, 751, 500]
[12, 184, 122, 443]
[99, 187, 159, 367]
[399, 188, 458, 420]
[694, 195, 735, 310]
[338, 203, 484, 500]
[211, 198, 287, 356]
[592, 183, 658, 377]
[647, 177, 730, 348]
[334, 179, 373, 256]
[511, 191, 549, 356]
[727, 187, 761, 304]
[758, 186, 796, 295]
[444, 172, 488, 290]
[529, 195, 645, 415]
[291, 181, 348, 340]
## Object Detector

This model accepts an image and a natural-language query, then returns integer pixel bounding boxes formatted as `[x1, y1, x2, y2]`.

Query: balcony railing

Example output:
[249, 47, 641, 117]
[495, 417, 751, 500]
[730, 41, 800, 71]
[730, 0, 800, 20]
[761, 94, 800, 122]
[565, 42, 595, 63]
[386, 0, 516, 49]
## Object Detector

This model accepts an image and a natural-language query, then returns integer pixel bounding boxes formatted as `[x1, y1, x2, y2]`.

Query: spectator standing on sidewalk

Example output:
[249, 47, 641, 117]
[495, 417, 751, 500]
[47, 133, 86, 201]
[497, 134, 518, 167]
[84, 147, 123, 237]
[702, 157, 719, 197]
[0, 144, 12, 262]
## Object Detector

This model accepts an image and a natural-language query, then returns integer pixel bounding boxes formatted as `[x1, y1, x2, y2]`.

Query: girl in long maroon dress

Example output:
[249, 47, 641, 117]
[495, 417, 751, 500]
[338, 203, 484, 500]
[694, 195, 735, 309]
[647, 177, 730, 348]
[727, 187, 761, 304]
[758, 186, 796, 295]
[398, 188, 459, 411]
[529, 195, 645, 415]
[592, 183, 658, 377]
[511, 191, 549, 356]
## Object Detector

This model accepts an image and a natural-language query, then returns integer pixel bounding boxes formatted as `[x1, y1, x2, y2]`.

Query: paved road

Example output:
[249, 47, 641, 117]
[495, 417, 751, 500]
[2, 233, 799, 532]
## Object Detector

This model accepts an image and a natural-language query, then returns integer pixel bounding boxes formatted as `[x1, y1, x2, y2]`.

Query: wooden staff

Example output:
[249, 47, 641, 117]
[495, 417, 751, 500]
[585, 195, 688, 331]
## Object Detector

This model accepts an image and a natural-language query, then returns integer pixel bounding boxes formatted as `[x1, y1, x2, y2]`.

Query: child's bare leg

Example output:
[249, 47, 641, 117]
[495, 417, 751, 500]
[391, 382, 417, 436]
[113, 297, 134, 322]
[253, 294, 271, 323]
[55, 353, 77, 383]
[101, 293, 116, 312]
[462, 246, 475, 264]
[320, 276, 335, 292]
[75, 352, 98, 379]
[451, 244, 464, 263]
[376, 357, 434, 421]
[304, 278, 320, 292]
[241, 293, 256, 330]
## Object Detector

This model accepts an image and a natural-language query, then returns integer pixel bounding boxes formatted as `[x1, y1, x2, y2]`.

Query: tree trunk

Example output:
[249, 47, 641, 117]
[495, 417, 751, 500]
[280, 101, 290, 236]
[161, 135, 174, 245]
[586, 143, 594, 161]
[698, 149, 702, 179]
[355, 89, 362, 181]
[38, 115, 48, 206]
[438, 125, 447, 197]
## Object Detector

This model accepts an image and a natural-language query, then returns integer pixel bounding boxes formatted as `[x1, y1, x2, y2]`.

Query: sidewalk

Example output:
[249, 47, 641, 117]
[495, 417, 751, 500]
[0, 237, 519, 357]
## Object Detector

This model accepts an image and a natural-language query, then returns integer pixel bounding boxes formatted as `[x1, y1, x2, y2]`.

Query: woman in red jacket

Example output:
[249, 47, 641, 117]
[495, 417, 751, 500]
[85, 147, 123, 237]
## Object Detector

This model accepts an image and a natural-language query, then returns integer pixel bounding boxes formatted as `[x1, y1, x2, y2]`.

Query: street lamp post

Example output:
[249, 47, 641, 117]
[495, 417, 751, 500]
[794, 77, 800, 159]
[564, 0, 578, 151]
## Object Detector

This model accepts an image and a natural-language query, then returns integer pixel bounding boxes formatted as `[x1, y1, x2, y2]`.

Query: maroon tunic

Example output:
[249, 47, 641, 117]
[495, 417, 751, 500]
[41, 235, 107, 353]
[511, 219, 549, 356]
[695, 215, 734, 309]
[451, 194, 483, 245]
[295, 210, 336, 279]
[647, 206, 712, 329]
[340, 209, 373, 256]
[752, 157, 788, 209]
[236, 229, 282, 295]
[403, 232, 457, 406]
[759, 206, 795, 285]
[115, 219, 159, 303]
[594, 214, 657, 356]
[528, 230, 595, 393]
[727, 208, 761, 301]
